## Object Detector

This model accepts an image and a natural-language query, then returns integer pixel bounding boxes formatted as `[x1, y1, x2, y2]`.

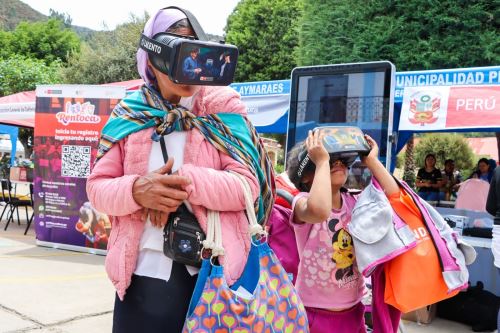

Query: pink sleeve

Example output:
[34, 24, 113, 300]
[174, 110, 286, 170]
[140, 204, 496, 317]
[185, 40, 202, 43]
[178, 152, 259, 212]
[290, 192, 310, 226]
[193, 86, 247, 117]
[86, 141, 142, 216]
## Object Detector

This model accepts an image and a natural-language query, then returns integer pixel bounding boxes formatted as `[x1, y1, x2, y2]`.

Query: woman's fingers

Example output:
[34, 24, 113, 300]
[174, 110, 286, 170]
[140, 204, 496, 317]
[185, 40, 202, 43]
[150, 210, 159, 227]
[141, 208, 149, 222]
[133, 173, 190, 211]
[157, 174, 191, 188]
[157, 186, 189, 201]
[149, 209, 169, 227]
[153, 202, 183, 214]
[158, 211, 169, 227]
[155, 196, 184, 209]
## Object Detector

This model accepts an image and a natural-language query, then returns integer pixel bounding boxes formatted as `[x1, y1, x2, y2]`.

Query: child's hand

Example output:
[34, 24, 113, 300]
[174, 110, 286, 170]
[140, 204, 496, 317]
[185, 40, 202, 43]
[306, 130, 329, 166]
[361, 135, 379, 164]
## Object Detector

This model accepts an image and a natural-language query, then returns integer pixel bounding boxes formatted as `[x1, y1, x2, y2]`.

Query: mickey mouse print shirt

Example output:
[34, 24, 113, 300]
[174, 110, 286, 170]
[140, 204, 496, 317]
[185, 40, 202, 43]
[291, 191, 366, 310]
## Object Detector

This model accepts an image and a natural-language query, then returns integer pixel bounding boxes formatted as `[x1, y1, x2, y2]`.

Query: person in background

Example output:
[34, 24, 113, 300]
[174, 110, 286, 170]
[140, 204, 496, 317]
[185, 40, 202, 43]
[485, 165, 500, 330]
[416, 153, 442, 201]
[440, 159, 462, 201]
[470, 157, 494, 183]
[489, 158, 497, 174]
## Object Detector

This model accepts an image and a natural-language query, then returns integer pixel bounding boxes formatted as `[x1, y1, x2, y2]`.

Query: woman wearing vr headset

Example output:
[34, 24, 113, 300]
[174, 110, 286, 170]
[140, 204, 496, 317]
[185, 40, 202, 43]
[87, 7, 262, 333]
[286, 129, 399, 332]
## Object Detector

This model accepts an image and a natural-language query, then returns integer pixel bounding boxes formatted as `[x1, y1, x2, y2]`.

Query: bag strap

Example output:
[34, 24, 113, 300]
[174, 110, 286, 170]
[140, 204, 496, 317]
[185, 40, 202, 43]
[159, 136, 168, 163]
[201, 172, 267, 259]
[204, 210, 224, 257]
[229, 171, 267, 238]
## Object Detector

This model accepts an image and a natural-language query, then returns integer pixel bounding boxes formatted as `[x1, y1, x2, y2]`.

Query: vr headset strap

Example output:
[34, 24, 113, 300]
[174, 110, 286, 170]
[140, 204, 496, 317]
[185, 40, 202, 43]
[139, 34, 171, 59]
[161, 6, 209, 41]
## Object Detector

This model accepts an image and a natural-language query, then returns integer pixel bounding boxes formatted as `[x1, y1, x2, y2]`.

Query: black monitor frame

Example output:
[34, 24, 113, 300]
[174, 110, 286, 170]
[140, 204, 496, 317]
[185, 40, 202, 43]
[287, 61, 396, 171]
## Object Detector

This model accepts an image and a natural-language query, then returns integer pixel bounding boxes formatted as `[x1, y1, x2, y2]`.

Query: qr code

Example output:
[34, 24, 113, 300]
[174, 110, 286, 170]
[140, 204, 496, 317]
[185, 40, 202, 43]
[61, 145, 91, 178]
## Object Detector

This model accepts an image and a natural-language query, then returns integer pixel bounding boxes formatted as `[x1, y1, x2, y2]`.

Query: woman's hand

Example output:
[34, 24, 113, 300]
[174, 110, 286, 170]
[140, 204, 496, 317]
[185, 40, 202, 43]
[306, 130, 329, 166]
[361, 134, 379, 165]
[142, 209, 170, 227]
[132, 157, 190, 217]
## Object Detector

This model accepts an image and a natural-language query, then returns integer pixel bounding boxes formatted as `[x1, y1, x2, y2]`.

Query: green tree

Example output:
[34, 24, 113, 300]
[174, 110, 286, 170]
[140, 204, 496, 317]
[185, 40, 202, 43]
[0, 55, 61, 97]
[414, 133, 474, 174]
[61, 15, 146, 84]
[298, 0, 497, 180]
[225, 0, 301, 82]
[18, 128, 34, 161]
[297, 0, 498, 69]
[0, 30, 13, 59]
[403, 137, 416, 188]
[0, 54, 57, 156]
[7, 19, 80, 64]
[49, 9, 73, 27]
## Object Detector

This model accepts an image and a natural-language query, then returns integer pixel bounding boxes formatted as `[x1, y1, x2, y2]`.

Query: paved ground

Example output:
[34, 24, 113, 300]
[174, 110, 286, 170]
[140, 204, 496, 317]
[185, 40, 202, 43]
[0, 221, 113, 333]
[0, 218, 491, 333]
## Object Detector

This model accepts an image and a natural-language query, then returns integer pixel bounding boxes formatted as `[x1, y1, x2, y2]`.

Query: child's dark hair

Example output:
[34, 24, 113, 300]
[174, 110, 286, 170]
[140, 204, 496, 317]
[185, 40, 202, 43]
[286, 141, 314, 192]
[286, 140, 349, 193]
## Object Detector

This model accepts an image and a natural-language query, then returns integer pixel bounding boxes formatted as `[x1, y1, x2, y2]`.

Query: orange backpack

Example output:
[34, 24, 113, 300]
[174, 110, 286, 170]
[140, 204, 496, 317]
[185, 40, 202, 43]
[384, 189, 460, 313]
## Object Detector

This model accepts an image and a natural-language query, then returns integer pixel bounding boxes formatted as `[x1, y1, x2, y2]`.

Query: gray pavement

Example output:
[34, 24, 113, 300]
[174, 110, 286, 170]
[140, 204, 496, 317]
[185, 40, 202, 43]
[0, 218, 491, 333]
[0, 221, 113, 333]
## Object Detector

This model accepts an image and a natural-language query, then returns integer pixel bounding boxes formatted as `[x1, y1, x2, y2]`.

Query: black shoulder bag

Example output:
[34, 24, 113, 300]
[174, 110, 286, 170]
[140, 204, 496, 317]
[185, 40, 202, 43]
[159, 136, 206, 267]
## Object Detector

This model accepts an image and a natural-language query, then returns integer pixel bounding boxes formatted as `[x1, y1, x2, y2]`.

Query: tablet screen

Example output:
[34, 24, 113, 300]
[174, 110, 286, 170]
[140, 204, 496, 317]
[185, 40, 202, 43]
[287, 61, 395, 170]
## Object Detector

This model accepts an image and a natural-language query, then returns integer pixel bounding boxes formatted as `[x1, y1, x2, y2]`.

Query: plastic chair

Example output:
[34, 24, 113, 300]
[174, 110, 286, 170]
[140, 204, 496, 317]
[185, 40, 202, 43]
[0, 179, 15, 226]
[0, 179, 11, 223]
[3, 179, 31, 231]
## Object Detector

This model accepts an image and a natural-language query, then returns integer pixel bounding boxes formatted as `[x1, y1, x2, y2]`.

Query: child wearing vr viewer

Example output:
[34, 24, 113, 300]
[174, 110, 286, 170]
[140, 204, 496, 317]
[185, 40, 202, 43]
[286, 128, 399, 333]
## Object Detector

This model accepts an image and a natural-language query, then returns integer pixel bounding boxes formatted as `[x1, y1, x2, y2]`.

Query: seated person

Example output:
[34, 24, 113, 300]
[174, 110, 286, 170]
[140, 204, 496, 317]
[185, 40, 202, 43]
[469, 158, 494, 183]
[440, 159, 462, 201]
[416, 153, 442, 201]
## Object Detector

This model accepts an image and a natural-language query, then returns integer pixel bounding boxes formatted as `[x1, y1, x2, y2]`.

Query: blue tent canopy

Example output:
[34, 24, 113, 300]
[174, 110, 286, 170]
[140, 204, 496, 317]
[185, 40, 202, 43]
[0, 124, 19, 165]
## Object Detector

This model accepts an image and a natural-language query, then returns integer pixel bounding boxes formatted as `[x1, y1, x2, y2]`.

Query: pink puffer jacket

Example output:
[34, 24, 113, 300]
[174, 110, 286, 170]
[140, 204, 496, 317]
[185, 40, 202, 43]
[86, 86, 259, 300]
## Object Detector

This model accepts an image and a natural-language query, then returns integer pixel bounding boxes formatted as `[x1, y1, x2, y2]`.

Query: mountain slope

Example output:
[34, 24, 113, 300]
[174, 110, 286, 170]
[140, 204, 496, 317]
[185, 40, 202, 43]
[0, 0, 94, 39]
[0, 0, 46, 30]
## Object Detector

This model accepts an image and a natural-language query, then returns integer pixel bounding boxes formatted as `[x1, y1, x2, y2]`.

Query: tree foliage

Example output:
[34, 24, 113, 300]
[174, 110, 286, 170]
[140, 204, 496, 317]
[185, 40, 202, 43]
[414, 133, 475, 172]
[18, 127, 33, 159]
[0, 19, 80, 64]
[297, 0, 499, 70]
[61, 15, 147, 84]
[0, 55, 61, 97]
[403, 137, 416, 188]
[225, 0, 301, 82]
[49, 9, 73, 27]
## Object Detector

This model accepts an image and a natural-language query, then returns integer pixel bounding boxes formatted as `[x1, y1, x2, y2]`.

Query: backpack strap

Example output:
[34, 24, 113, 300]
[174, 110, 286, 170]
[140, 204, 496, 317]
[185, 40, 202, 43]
[276, 188, 294, 206]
